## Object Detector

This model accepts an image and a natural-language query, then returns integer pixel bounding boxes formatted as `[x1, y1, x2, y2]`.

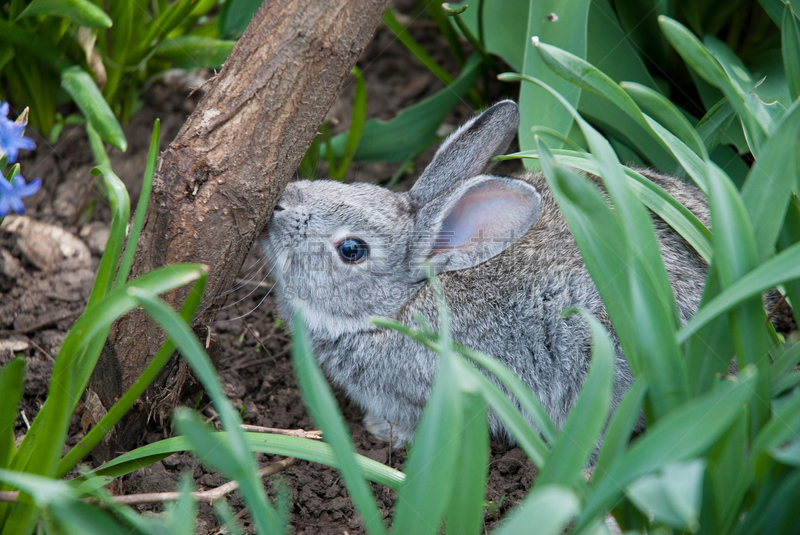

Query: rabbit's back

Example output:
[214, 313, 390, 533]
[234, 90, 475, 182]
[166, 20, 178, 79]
[402, 170, 709, 430]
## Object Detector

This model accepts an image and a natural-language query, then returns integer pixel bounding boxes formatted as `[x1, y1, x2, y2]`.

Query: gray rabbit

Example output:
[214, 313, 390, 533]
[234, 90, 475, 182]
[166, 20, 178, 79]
[262, 100, 709, 446]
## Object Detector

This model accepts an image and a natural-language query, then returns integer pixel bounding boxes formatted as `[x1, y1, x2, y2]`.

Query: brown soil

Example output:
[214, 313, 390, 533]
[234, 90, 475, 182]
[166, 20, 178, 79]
[0, 4, 534, 534]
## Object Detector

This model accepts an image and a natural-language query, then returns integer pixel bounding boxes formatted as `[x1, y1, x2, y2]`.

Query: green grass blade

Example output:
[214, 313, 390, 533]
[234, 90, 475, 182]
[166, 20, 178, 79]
[494, 486, 579, 535]
[132, 288, 282, 535]
[57, 273, 207, 477]
[658, 16, 769, 155]
[576, 366, 756, 530]
[529, 40, 709, 189]
[116, 120, 159, 287]
[61, 66, 127, 152]
[15, 0, 112, 28]
[371, 317, 552, 467]
[777, 197, 800, 327]
[535, 309, 615, 489]
[85, 121, 111, 169]
[534, 131, 689, 419]
[705, 164, 774, 431]
[740, 101, 800, 261]
[0, 358, 24, 471]
[457, 345, 557, 444]
[679, 240, 800, 341]
[382, 9, 454, 85]
[85, 433, 405, 491]
[684, 266, 736, 396]
[0, 470, 127, 534]
[772, 341, 800, 381]
[323, 55, 481, 162]
[621, 81, 707, 158]
[751, 386, 800, 481]
[502, 150, 713, 262]
[86, 166, 130, 307]
[593, 379, 646, 486]
[783, 6, 800, 100]
[706, 409, 747, 533]
[9, 264, 205, 477]
[290, 309, 387, 535]
[392, 276, 464, 535]
[444, 388, 488, 535]
[517, 0, 591, 164]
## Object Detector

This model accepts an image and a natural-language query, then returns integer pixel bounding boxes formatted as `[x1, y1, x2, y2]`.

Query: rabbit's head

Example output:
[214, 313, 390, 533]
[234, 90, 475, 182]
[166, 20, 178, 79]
[263, 101, 542, 336]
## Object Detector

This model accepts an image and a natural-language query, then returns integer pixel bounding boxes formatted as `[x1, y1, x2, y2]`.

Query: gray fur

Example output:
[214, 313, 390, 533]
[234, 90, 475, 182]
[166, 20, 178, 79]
[262, 100, 709, 446]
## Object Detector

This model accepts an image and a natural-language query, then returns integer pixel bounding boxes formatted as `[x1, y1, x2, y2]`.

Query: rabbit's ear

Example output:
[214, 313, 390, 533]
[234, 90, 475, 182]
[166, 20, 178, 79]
[410, 100, 520, 208]
[414, 176, 541, 274]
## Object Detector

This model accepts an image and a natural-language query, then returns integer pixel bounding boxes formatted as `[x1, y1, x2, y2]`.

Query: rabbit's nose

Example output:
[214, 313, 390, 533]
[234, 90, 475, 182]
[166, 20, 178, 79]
[274, 204, 285, 212]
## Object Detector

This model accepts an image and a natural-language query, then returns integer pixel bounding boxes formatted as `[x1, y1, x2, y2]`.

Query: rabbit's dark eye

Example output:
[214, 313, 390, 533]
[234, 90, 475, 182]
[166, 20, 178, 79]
[337, 238, 368, 263]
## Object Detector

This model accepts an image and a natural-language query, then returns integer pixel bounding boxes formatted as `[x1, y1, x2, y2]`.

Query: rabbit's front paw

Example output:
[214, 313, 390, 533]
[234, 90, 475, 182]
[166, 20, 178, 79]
[364, 413, 414, 448]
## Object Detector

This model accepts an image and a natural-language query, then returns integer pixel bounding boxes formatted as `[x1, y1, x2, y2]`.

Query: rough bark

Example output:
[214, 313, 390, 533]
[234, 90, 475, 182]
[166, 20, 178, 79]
[88, 0, 392, 458]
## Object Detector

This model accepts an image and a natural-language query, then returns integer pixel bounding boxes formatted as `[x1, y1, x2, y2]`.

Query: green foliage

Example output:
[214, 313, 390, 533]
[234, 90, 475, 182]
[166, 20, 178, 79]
[0, 0, 237, 150]
[2, 2, 800, 534]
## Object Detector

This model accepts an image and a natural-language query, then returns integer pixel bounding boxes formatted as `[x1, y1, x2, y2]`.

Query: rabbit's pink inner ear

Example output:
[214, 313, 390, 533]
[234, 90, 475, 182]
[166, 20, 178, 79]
[429, 186, 537, 256]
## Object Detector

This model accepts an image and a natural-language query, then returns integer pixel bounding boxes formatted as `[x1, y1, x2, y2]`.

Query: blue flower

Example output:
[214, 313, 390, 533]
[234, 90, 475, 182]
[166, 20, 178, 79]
[0, 102, 36, 163]
[0, 174, 41, 217]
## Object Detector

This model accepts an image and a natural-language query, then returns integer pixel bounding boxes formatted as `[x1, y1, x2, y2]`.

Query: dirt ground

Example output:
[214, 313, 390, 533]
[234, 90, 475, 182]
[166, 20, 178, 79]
[0, 5, 537, 534]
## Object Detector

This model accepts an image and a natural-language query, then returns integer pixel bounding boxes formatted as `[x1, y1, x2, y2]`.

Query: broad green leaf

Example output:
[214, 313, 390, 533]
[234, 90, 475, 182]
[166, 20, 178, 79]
[61, 66, 127, 151]
[86, 433, 404, 491]
[16, 0, 112, 28]
[218, 0, 261, 38]
[626, 459, 706, 532]
[324, 55, 481, 162]
[291, 309, 387, 535]
[494, 486, 579, 535]
[154, 36, 235, 69]
[446, 0, 529, 71]
[0, 358, 24, 470]
[518, 0, 591, 164]
[535, 308, 614, 489]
